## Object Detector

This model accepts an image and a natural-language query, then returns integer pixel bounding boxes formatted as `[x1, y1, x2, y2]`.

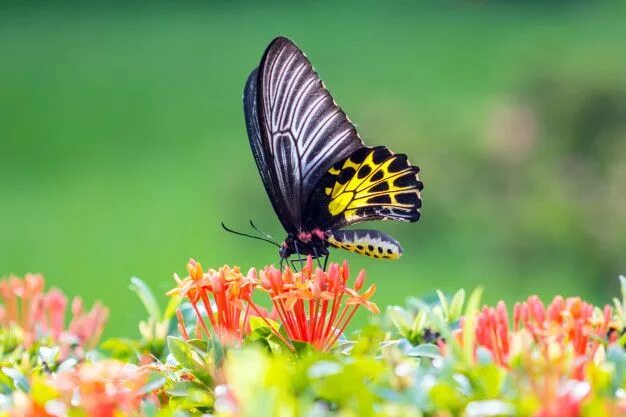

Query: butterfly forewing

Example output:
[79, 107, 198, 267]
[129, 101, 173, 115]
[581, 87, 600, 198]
[244, 69, 296, 233]
[250, 37, 364, 231]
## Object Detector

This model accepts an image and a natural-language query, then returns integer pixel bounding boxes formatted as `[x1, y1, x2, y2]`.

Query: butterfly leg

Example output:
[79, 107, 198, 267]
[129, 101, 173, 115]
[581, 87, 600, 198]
[289, 258, 307, 272]
[312, 248, 323, 269]
[322, 253, 329, 271]
[293, 240, 304, 271]
[290, 259, 300, 272]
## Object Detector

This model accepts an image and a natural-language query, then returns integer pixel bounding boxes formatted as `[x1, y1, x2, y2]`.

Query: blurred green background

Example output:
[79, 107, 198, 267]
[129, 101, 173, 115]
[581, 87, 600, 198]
[2, 1, 626, 338]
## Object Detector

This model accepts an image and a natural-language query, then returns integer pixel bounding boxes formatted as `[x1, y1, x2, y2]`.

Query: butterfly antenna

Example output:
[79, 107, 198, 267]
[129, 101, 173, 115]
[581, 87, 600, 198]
[221, 222, 280, 248]
[249, 220, 279, 244]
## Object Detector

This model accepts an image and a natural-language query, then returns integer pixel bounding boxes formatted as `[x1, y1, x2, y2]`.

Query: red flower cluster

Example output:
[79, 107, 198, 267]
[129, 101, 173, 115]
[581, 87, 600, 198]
[259, 257, 378, 350]
[466, 295, 613, 375]
[0, 274, 108, 353]
[168, 260, 258, 345]
[457, 295, 620, 417]
[168, 257, 379, 351]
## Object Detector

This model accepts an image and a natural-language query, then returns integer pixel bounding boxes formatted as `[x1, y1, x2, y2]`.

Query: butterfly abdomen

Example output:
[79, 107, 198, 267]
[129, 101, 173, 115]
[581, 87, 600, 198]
[327, 229, 403, 260]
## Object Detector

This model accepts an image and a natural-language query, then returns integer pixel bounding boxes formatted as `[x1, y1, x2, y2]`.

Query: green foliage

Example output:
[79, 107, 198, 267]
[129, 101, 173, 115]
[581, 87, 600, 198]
[102, 277, 181, 363]
[1, 275, 626, 415]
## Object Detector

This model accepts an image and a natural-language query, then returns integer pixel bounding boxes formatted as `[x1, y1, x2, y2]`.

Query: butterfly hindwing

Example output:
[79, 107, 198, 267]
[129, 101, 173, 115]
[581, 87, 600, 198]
[245, 36, 364, 232]
[305, 146, 423, 230]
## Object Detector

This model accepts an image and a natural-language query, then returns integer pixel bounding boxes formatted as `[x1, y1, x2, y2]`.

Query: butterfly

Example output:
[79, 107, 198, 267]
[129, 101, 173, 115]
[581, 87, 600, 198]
[241, 36, 423, 267]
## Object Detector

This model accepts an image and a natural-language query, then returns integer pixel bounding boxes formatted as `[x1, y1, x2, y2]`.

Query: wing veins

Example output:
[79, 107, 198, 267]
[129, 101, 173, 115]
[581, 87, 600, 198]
[272, 52, 299, 129]
[295, 94, 328, 142]
[356, 168, 418, 193]
[300, 109, 343, 156]
[268, 43, 289, 104]
[277, 62, 308, 130]
[288, 77, 317, 131]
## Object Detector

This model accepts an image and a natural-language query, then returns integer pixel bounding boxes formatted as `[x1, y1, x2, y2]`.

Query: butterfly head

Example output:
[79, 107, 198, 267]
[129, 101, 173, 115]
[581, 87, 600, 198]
[279, 240, 291, 259]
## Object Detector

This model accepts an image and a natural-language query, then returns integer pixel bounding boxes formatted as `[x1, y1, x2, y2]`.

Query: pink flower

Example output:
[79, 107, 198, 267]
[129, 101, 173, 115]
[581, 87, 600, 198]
[67, 297, 109, 351]
[0, 274, 108, 354]
[52, 360, 148, 417]
[534, 391, 582, 417]
[457, 295, 613, 379]
[474, 301, 510, 366]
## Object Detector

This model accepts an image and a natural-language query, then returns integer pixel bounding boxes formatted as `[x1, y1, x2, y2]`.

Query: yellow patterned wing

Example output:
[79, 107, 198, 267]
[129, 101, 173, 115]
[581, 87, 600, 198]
[305, 146, 423, 230]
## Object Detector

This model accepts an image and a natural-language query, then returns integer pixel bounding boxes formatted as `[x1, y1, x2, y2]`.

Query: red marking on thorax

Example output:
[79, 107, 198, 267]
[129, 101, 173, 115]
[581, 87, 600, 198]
[312, 229, 326, 240]
[298, 231, 312, 243]
[297, 229, 327, 243]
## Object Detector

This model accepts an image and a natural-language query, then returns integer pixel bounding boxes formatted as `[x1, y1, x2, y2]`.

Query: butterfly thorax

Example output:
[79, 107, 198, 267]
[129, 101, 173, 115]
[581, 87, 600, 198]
[279, 228, 330, 259]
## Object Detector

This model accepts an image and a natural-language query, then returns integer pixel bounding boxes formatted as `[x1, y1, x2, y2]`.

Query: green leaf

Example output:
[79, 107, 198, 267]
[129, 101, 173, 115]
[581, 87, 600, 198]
[436, 290, 450, 320]
[410, 310, 426, 342]
[465, 400, 515, 416]
[449, 289, 466, 321]
[292, 340, 313, 356]
[185, 338, 209, 352]
[130, 277, 162, 321]
[138, 375, 166, 395]
[408, 298, 458, 356]
[57, 358, 78, 373]
[166, 380, 211, 397]
[387, 306, 411, 334]
[169, 387, 215, 410]
[406, 343, 442, 359]
[187, 388, 215, 407]
[167, 336, 213, 386]
[332, 340, 355, 355]
[38, 346, 59, 366]
[163, 294, 181, 322]
[2, 367, 29, 392]
[248, 316, 280, 335]
[462, 287, 483, 364]
[100, 337, 139, 359]
[307, 360, 342, 378]
[430, 382, 467, 412]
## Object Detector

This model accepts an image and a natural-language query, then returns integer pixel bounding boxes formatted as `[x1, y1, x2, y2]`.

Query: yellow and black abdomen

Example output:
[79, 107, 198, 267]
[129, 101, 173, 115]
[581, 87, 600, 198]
[327, 229, 403, 260]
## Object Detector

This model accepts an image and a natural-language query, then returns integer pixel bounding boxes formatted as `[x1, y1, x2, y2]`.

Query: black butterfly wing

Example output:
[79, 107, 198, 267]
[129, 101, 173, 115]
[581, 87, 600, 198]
[244, 36, 364, 233]
[244, 68, 295, 233]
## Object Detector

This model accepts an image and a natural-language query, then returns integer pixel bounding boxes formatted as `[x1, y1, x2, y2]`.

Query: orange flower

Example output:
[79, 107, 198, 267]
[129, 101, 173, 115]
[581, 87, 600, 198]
[458, 295, 613, 375]
[52, 360, 148, 417]
[168, 260, 259, 346]
[168, 258, 379, 351]
[258, 257, 379, 351]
